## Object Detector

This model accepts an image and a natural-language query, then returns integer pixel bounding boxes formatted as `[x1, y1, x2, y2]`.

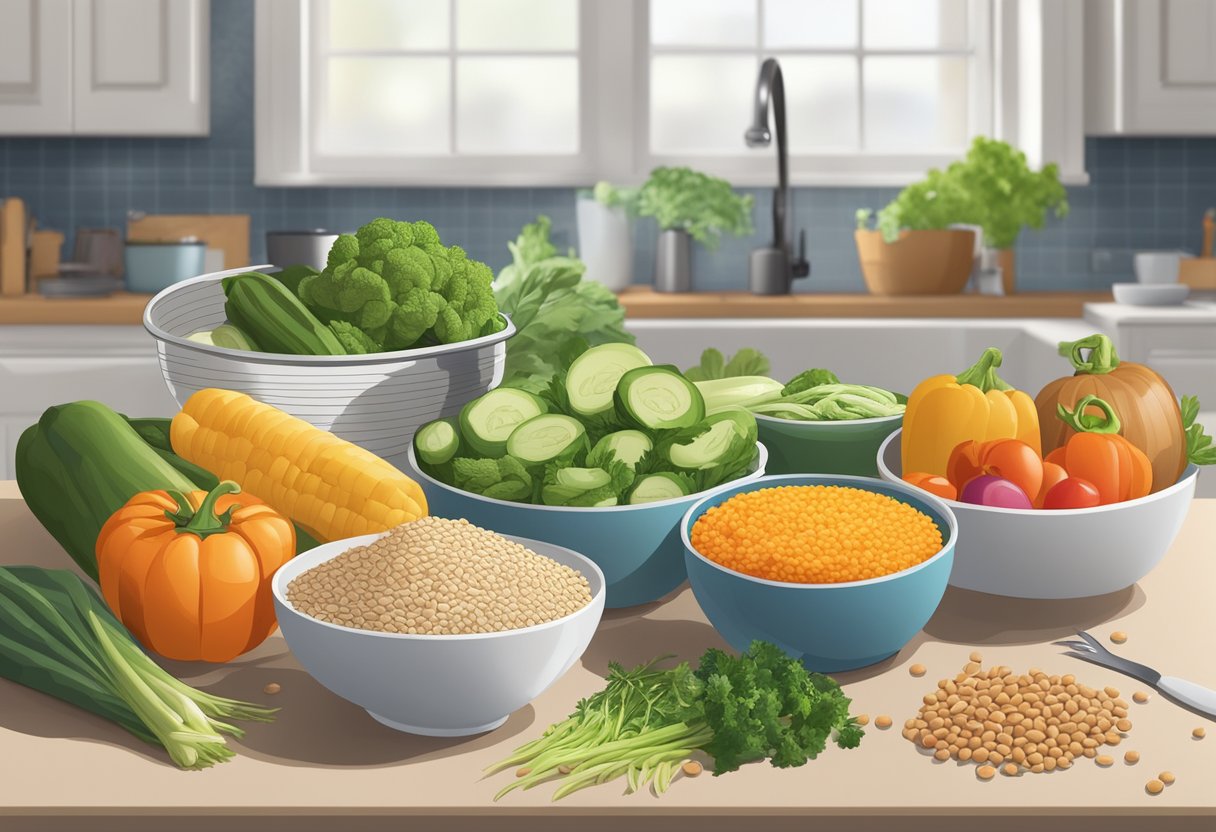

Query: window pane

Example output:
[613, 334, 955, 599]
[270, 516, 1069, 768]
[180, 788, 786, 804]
[457, 0, 578, 50]
[764, 0, 858, 48]
[651, 0, 756, 47]
[777, 56, 859, 150]
[651, 55, 756, 153]
[319, 57, 450, 154]
[327, 0, 450, 51]
[457, 57, 578, 153]
[863, 0, 969, 49]
[864, 56, 968, 150]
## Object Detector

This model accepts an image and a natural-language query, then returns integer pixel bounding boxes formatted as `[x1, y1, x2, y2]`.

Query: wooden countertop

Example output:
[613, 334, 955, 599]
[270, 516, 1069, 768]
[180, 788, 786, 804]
[618, 289, 1111, 319]
[0, 289, 1111, 326]
[1, 481, 1213, 831]
[0, 292, 152, 325]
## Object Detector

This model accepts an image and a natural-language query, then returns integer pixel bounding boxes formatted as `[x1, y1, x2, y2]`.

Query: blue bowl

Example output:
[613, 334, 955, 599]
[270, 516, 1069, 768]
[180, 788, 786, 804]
[681, 474, 956, 672]
[408, 443, 768, 609]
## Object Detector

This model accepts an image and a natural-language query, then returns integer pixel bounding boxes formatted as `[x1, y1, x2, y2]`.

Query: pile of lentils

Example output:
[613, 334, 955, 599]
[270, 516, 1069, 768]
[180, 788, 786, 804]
[904, 659, 1132, 775]
[287, 516, 592, 635]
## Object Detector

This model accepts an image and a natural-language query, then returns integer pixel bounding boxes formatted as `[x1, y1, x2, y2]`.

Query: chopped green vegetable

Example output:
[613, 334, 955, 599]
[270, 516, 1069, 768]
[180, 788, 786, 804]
[488, 641, 862, 800]
[661, 407, 758, 490]
[1182, 395, 1216, 466]
[506, 414, 588, 468]
[783, 368, 841, 396]
[327, 319, 382, 354]
[458, 388, 547, 458]
[451, 456, 534, 502]
[628, 471, 696, 504]
[414, 418, 461, 467]
[0, 567, 276, 770]
[637, 167, 755, 251]
[186, 323, 260, 352]
[615, 365, 706, 431]
[565, 342, 653, 418]
[683, 347, 771, 381]
[541, 464, 629, 507]
[588, 430, 653, 471]
[694, 376, 785, 414]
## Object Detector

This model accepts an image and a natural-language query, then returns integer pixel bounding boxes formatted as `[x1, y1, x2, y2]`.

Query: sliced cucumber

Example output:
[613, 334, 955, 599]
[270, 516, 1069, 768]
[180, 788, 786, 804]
[628, 472, 695, 505]
[459, 388, 547, 458]
[187, 323, 260, 352]
[414, 418, 460, 466]
[506, 414, 587, 466]
[665, 408, 757, 471]
[565, 343, 652, 417]
[541, 467, 618, 507]
[615, 365, 705, 431]
[590, 430, 653, 470]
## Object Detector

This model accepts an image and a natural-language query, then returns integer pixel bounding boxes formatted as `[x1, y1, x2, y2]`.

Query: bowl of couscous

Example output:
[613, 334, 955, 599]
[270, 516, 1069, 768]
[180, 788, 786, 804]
[680, 474, 956, 672]
[272, 518, 605, 737]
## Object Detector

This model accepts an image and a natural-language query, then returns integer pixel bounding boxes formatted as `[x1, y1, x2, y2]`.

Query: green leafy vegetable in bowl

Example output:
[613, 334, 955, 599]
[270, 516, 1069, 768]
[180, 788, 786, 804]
[488, 640, 863, 800]
[637, 167, 755, 251]
[683, 347, 770, 381]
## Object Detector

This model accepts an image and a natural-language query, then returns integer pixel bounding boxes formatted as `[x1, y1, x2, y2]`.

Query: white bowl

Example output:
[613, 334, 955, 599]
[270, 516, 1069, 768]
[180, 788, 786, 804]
[143, 266, 515, 469]
[877, 429, 1198, 599]
[1112, 282, 1191, 306]
[272, 531, 605, 736]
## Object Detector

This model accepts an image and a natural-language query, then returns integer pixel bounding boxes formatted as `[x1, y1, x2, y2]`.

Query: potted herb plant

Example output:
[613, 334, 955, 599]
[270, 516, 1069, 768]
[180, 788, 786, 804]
[576, 182, 638, 293]
[856, 138, 1068, 295]
[637, 167, 754, 292]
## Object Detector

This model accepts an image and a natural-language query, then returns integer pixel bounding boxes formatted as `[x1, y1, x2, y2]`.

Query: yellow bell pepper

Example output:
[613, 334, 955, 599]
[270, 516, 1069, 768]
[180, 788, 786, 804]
[902, 347, 1040, 477]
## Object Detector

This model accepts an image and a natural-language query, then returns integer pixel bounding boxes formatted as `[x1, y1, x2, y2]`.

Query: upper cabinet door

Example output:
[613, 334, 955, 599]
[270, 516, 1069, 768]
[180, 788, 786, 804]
[1086, 0, 1216, 135]
[71, 0, 209, 135]
[0, 0, 73, 134]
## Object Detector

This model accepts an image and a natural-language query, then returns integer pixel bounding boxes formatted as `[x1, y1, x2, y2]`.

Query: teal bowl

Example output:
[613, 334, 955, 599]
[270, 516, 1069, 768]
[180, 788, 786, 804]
[680, 474, 956, 672]
[755, 413, 903, 477]
[407, 443, 767, 609]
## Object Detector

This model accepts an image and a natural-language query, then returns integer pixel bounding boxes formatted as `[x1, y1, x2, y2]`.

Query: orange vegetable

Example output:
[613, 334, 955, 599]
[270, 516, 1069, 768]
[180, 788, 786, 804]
[1035, 461, 1069, 508]
[945, 437, 1043, 500]
[903, 472, 958, 501]
[95, 481, 295, 662]
[1052, 396, 1152, 505]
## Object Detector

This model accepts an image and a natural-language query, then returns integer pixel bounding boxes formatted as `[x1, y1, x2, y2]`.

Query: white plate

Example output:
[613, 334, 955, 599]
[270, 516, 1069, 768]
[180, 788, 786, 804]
[1112, 282, 1191, 306]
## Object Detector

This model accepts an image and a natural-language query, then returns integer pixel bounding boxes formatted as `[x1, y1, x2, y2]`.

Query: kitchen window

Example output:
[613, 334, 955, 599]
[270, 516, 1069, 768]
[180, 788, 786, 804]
[256, 0, 1084, 186]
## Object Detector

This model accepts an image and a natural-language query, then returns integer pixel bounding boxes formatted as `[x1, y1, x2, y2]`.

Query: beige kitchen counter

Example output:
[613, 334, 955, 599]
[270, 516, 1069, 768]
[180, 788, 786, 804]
[0, 481, 1213, 831]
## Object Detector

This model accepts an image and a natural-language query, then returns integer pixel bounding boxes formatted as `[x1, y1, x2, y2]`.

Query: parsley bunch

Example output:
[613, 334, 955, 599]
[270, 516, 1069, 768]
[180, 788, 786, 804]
[488, 641, 864, 800]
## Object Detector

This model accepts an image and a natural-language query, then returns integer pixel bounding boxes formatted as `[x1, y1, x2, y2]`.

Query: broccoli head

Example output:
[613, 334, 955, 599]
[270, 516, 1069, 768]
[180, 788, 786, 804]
[328, 320, 382, 355]
[297, 218, 503, 351]
[782, 368, 841, 396]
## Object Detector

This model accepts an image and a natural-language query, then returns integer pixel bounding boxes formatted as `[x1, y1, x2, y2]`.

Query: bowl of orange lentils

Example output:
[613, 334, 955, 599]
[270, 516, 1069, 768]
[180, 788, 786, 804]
[680, 474, 956, 672]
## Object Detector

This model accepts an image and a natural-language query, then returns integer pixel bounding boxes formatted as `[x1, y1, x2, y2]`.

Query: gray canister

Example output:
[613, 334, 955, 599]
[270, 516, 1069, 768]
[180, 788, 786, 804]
[654, 229, 692, 292]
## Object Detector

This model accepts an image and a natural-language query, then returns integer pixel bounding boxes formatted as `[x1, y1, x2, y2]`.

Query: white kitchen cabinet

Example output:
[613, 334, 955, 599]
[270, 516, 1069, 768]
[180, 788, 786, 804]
[0, 0, 73, 134]
[0, 0, 209, 136]
[1085, 0, 1216, 135]
[0, 326, 178, 479]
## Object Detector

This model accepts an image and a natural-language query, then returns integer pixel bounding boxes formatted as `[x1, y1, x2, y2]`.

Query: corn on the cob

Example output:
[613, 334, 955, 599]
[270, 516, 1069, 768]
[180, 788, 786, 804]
[171, 389, 427, 542]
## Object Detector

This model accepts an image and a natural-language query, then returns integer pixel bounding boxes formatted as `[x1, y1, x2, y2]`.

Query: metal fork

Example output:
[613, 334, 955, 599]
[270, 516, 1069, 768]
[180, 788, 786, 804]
[1055, 630, 1216, 721]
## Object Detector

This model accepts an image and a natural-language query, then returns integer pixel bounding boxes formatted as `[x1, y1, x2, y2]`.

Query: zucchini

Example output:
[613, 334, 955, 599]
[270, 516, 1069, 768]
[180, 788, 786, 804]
[589, 430, 652, 470]
[414, 418, 461, 466]
[628, 472, 695, 505]
[186, 323, 260, 352]
[615, 365, 705, 431]
[506, 414, 587, 467]
[564, 343, 652, 417]
[541, 467, 618, 508]
[222, 272, 346, 356]
[460, 388, 548, 458]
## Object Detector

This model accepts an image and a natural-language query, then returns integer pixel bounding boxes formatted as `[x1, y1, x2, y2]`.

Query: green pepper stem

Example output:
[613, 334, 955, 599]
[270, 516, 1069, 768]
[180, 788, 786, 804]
[1058, 334, 1120, 375]
[170, 481, 241, 539]
[1057, 394, 1121, 435]
[955, 347, 1013, 392]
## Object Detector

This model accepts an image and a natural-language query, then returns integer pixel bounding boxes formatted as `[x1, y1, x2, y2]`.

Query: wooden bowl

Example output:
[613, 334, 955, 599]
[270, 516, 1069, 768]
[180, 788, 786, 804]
[855, 229, 976, 295]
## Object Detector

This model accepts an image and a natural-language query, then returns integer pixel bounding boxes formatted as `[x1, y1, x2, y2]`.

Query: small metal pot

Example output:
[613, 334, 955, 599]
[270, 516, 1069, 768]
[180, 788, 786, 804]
[654, 229, 692, 293]
[266, 230, 341, 270]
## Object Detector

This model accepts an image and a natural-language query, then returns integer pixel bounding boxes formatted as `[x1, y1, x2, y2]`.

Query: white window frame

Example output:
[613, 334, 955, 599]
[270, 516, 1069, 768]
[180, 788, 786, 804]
[254, 0, 1086, 187]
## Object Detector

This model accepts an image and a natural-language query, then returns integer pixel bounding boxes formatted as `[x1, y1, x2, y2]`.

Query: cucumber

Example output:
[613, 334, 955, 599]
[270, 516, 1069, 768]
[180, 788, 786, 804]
[222, 272, 346, 356]
[459, 388, 547, 458]
[664, 408, 757, 471]
[590, 430, 653, 470]
[414, 418, 461, 466]
[564, 343, 652, 417]
[615, 365, 705, 431]
[186, 323, 260, 352]
[628, 472, 695, 505]
[506, 414, 587, 467]
[541, 467, 618, 507]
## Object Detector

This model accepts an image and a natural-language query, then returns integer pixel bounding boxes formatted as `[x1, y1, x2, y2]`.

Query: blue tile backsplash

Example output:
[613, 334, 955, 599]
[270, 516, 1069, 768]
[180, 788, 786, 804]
[1, 0, 1214, 294]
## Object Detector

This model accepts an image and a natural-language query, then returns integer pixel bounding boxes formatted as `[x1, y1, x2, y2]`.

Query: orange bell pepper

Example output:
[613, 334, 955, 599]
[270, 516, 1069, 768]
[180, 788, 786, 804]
[1052, 396, 1152, 505]
[903, 472, 958, 501]
[946, 437, 1043, 501]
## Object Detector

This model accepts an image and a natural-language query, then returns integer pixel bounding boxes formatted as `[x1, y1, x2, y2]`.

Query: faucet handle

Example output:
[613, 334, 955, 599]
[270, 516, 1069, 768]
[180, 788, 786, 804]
[792, 229, 810, 279]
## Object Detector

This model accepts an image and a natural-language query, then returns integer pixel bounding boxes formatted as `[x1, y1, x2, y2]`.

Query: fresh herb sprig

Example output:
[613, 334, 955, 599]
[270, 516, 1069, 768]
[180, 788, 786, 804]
[1182, 395, 1216, 466]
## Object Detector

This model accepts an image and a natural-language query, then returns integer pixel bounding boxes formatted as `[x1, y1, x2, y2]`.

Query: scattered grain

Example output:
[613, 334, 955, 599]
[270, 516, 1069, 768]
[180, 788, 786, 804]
[1146, 779, 1164, 795]
[1159, 771, 1176, 785]
[1096, 755, 1114, 767]
[1002, 763, 1019, 777]
[969, 651, 984, 663]
[855, 714, 870, 726]
[262, 682, 281, 695]
[875, 715, 893, 729]
[1132, 691, 1149, 704]
[1125, 751, 1140, 765]
[516, 767, 532, 778]
[681, 761, 703, 777]
[910, 664, 927, 677]
[1110, 631, 1128, 644]
[977, 765, 996, 780]
[1194, 727, 1206, 740]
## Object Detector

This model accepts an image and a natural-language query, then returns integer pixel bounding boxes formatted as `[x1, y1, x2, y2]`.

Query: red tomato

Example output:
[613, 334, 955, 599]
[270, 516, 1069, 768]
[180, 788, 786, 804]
[979, 439, 1044, 503]
[946, 440, 984, 489]
[903, 472, 958, 501]
[1034, 461, 1069, 509]
[1041, 477, 1102, 510]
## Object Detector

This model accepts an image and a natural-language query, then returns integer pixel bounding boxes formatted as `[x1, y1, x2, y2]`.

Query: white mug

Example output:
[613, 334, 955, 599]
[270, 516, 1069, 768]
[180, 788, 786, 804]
[1134, 250, 1192, 285]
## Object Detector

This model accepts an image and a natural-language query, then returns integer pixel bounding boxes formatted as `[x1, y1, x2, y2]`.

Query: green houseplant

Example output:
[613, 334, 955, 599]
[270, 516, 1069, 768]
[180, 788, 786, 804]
[636, 167, 754, 292]
[856, 138, 1069, 295]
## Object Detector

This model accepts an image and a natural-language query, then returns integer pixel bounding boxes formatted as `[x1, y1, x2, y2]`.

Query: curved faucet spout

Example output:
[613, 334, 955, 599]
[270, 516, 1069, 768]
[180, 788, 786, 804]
[746, 58, 788, 252]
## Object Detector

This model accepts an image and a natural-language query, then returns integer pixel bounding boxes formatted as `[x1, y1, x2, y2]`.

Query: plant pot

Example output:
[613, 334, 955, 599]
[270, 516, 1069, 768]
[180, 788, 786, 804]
[576, 198, 632, 292]
[854, 229, 975, 296]
[654, 229, 692, 293]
